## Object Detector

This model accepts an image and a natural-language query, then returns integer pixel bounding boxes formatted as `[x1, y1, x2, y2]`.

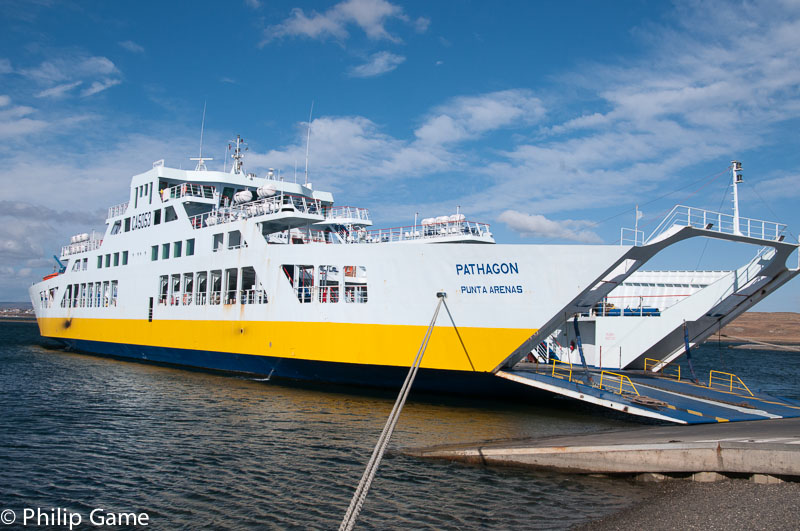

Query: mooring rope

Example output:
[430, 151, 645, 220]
[339, 295, 445, 531]
[441, 297, 476, 371]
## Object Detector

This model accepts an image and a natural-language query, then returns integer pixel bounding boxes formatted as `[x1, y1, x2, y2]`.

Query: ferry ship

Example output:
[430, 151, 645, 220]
[29, 140, 800, 419]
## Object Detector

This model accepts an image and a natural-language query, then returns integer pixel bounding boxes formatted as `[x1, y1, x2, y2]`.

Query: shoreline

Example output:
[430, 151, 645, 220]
[574, 478, 800, 530]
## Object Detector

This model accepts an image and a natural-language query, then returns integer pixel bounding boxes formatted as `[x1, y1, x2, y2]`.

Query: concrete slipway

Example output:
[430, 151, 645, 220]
[406, 417, 800, 482]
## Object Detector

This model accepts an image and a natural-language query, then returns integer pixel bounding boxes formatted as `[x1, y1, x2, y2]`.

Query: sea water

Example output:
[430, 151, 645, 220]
[1, 321, 797, 529]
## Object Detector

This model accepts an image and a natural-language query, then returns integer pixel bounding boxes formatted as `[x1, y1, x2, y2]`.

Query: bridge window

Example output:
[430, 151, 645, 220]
[165, 206, 178, 222]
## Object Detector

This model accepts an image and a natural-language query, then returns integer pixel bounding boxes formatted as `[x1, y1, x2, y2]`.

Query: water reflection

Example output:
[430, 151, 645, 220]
[6, 322, 796, 529]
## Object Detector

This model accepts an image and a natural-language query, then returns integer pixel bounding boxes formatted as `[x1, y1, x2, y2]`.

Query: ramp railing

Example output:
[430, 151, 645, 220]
[646, 205, 786, 244]
[599, 371, 640, 396]
[551, 359, 573, 382]
[709, 370, 753, 396]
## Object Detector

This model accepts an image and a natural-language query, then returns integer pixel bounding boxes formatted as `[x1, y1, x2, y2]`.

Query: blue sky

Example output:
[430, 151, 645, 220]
[1, 0, 799, 310]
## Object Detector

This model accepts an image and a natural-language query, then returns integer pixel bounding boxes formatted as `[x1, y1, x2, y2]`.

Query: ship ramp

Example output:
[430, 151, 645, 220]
[497, 364, 800, 424]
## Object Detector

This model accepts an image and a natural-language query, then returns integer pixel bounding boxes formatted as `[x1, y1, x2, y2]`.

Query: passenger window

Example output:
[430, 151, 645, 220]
[224, 268, 238, 304]
[196, 271, 207, 305]
[158, 275, 168, 305]
[228, 231, 241, 249]
[170, 274, 180, 305]
[210, 270, 222, 305]
[282, 264, 313, 303]
[213, 233, 224, 252]
[319, 265, 340, 303]
[182, 273, 193, 305]
[344, 266, 368, 303]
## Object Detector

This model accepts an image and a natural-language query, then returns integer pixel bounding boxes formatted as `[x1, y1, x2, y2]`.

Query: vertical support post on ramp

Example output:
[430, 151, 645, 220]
[572, 316, 594, 385]
[684, 320, 699, 384]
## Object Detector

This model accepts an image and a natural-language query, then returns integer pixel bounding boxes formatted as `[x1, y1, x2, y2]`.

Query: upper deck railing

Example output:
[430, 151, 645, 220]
[646, 205, 787, 244]
[189, 192, 323, 229]
[161, 183, 216, 202]
[61, 237, 103, 257]
[107, 201, 129, 220]
[351, 220, 492, 244]
[323, 206, 371, 223]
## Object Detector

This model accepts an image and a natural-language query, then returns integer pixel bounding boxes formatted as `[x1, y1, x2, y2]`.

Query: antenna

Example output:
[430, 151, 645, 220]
[305, 101, 314, 186]
[190, 101, 214, 171]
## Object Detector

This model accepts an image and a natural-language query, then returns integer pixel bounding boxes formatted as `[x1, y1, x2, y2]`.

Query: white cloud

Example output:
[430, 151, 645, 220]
[35, 81, 82, 98]
[0, 59, 11, 74]
[498, 210, 602, 243]
[348, 51, 405, 77]
[415, 89, 545, 145]
[0, 101, 48, 139]
[244, 0, 261, 8]
[414, 16, 430, 33]
[118, 40, 145, 53]
[263, 0, 409, 43]
[471, 0, 800, 227]
[20, 54, 121, 99]
[81, 78, 121, 97]
[22, 55, 118, 84]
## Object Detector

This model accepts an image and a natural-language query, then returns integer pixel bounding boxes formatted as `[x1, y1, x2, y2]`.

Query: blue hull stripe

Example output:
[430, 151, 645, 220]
[61, 338, 540, 398]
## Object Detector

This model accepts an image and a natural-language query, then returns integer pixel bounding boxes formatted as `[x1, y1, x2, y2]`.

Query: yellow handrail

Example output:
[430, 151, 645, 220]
[708, 370, 753, 396]
[599, 371, 640, 396]
[551, 359, 573, 382]
[644, 358, 681, 380]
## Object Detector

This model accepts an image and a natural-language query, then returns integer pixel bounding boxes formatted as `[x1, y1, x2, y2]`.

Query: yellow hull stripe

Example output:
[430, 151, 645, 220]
[37, 317, 536, 373]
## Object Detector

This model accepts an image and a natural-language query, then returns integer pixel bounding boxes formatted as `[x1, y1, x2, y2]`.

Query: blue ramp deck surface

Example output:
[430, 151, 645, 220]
[497, 365, 800, 425]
